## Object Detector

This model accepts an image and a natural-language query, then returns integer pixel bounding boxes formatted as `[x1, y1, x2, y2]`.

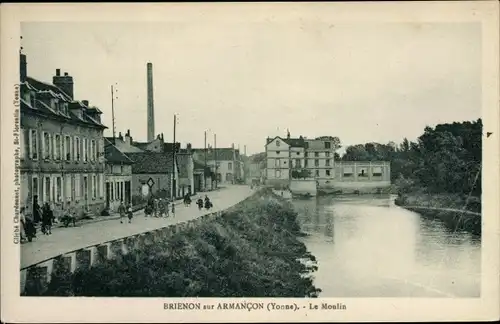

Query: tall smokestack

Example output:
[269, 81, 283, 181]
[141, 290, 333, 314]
[147, 62, 155, 142]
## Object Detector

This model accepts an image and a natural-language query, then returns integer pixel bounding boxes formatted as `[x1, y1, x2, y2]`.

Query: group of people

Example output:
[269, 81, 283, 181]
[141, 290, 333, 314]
[143, 196, 174, 220]
[20, 199, 57, 243]
[117, 201, 135, 223]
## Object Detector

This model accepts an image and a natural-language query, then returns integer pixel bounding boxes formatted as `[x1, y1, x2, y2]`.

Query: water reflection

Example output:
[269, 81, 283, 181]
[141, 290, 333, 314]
[292, 195, 481, 298]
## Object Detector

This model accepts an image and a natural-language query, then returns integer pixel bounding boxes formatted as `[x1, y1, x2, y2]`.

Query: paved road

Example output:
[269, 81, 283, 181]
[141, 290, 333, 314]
[21, 185, 254, 269]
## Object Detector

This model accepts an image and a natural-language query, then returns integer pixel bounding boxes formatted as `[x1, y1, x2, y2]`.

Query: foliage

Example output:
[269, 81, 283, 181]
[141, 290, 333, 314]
[131, 194, 146, 206]
[291, 169, 312, 179]
[341, 119, 482, 197]
[41, 192, 321, 297]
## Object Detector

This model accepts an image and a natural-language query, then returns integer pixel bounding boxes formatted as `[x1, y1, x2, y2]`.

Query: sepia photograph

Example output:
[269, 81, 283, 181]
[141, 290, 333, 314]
[1, 2, 499, 323]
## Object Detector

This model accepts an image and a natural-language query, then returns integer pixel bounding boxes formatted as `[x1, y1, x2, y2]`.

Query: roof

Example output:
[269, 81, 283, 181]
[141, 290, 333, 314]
[106, 137, 144, 153]
[191, 148, 237, 161]
[266, 136, 306, 148]
[21, 77, 106, 129]
[125, 152, 175, 174]
[104, 138, 134, 165]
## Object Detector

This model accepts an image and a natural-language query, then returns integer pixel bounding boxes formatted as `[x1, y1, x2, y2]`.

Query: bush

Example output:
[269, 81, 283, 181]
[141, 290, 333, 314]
[41, 191, 321, 298]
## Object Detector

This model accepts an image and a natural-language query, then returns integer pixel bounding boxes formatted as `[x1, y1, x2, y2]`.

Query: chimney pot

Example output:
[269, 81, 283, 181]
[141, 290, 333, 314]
[82, 100, 89, 107]
[64, 72, 68, 76]
[56, 69, 61, 76]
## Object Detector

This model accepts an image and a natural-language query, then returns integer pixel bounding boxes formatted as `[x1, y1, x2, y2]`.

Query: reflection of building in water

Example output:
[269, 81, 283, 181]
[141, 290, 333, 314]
[324, 215, 334, 240]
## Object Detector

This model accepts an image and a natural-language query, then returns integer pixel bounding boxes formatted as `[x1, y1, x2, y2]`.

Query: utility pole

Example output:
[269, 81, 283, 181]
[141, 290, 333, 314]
[204, 131, 207, 191]
[111, 85, 117, 142]
[171, 114, 177, 200]
[214, 133, 217, 189]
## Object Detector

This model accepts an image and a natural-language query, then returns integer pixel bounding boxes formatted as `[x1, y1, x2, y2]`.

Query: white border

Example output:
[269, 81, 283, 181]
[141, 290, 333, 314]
[1, 2, 499, 323]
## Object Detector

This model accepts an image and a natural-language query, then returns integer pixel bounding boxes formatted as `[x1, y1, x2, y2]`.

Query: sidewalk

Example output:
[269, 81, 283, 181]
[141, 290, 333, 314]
[21, 185, 255, 269]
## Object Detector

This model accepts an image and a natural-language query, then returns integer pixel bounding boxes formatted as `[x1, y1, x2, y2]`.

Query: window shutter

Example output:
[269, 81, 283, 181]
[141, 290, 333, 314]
[20, 129, 26, 159]
[28, 130, 33, 159]
[41, 132, 45, 159]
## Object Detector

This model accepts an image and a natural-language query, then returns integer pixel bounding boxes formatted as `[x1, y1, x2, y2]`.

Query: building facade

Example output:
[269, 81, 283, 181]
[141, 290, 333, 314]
[20, 53, 107, 218]
[104, 138, 134, 211]
[265, 132, 391, 192]
[192, 146, 244, 185]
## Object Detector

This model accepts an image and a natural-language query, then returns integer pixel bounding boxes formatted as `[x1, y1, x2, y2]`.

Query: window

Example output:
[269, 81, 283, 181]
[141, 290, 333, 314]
[42, 132, 51, 159]
[75, 175, 81, 200]
[29, 129, 38, 159]
[314, 152, 319, 157]
[44, 177, 51, 202]
[276, 140, 280, 147]
[110, 182, 114, 200]
[296, 152, 300, 155]
[75, 137, 80, 161]
[304, 159, 308, 167]
[343, 167, 353, 177]
[115, 182, 119, 200]
[372, 167, 383, 177]
[120, 181, 124, 201]
[120, 165, 124, 173]
[65, 136, 71, 161]
[326, 159, 330, 166]
[358, 168, 368, 177]
[326, 152, 330, 157]
[83, 138, 88, 162]
[276, 151, 280, 155]
[32, 177, 39, 204]
[305, 152, 308, 157]
[92, 175, 97, 199]
[91, 139, 96, 161]
[56, 177, 62, 202]
[228, 162, 233, 170]
[275, 170, 281, 178]
[54, 134, 61, 160]
[295, 159, 301, 168]
[275, 159, 280, 167]
[65, 176, 71, 201]
[315, 170, 319, 177]
[325, 142, 331, 149]
[20, 129, 26, 159]
[315, 159, 319, 167]
[71, 175, 76, 201]
[326, 170, 331, 176]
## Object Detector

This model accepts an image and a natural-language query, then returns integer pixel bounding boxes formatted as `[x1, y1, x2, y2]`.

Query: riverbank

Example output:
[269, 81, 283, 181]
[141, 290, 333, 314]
[394, 188, 481, 236]
[28, 189, 321, 297]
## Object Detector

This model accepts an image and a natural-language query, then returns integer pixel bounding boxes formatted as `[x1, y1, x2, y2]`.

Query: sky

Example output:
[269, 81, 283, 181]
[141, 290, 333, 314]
[21, 20, 481, 155]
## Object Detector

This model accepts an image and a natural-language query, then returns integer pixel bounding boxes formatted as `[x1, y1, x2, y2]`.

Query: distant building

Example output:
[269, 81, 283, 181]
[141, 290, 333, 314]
[125, 151, 179, 199]
[191, 145, 244, 185]
[265, 131, 390, 193]
[19, 53, 107, 217]
[104, 138, 134, 211]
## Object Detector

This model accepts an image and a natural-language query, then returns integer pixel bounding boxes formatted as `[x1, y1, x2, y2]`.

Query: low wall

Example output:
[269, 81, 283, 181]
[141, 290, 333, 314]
[290, 179, 317, 196]
[319, 180, 391, 194]
[20, 190, 261, 295]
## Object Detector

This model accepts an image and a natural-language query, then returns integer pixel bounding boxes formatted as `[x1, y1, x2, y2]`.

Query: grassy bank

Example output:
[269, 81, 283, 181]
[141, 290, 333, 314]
[30, 190, 321, 297]
[394, 187, 481, 236]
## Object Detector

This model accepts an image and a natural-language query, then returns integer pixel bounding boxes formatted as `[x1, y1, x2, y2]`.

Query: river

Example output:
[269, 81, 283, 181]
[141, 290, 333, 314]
[292, 195, 481, 298]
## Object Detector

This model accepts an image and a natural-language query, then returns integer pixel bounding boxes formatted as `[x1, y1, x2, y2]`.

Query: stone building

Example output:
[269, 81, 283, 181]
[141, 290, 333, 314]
[104, 138, 134, 212]
[191, 145, 244, 185]
[19, 53, 107, 217]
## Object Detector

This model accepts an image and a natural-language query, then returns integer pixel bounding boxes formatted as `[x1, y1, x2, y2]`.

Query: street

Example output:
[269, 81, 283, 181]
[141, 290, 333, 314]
[21, 185, 254, 269]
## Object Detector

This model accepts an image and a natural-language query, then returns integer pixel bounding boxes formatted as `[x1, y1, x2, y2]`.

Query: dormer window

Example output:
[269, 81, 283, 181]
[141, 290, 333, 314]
[276, 140, 280, 147]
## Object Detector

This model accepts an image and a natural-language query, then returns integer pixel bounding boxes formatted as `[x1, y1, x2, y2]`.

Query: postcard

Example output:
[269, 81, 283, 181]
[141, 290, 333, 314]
[1, 2, 499, 323]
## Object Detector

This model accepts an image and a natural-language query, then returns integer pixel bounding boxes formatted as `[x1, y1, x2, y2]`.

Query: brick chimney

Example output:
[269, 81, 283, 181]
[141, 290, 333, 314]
[53, 70, 74, 99]
[20, 53, 27, 83]
[124, 129, 132, 145]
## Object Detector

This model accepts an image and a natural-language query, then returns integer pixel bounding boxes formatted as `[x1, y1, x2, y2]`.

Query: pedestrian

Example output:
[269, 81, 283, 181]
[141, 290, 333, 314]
[127, 204, 133, 223]
[32, 196, 41, 224]
[144, 203, 152, 218]
[118, 201, 126, 224]
[196, 198, 204, 210]
[153, 199, 159, 218]
[41, 202, 53, 235]
[22, 207, 37, 242]
[171, 201, 175, 217]
[164, 199, 170, 217]
[159, 198, 166, 217]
